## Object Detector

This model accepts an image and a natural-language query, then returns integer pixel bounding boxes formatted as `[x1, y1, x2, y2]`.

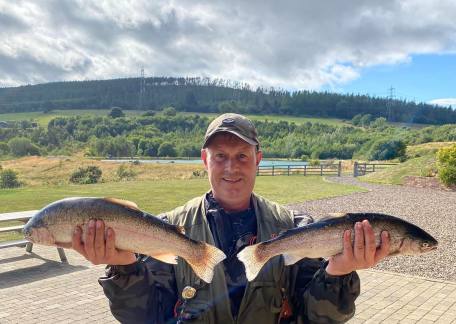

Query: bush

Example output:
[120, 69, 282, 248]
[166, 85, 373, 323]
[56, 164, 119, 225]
[436, 144, 456, 186]
[368, 139, 406, 161]
[109, 107, 125, 118]
[70, 166, 102, 184]
[162, 106, 177, 116]
[8, 137, 40, 156]
[116, 164, 136, 180]
[0, 169, 21, 188]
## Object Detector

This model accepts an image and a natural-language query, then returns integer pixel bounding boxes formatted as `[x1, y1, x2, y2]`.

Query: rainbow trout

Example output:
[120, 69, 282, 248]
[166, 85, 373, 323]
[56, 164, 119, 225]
[23, 197, 226, 283]
[237, 213, 438, 281]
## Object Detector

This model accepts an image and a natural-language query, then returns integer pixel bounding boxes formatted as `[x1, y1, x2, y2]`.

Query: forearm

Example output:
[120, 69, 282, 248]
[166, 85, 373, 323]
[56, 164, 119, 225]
[98, 258, 177, 323]
[293, 259, 360, 323]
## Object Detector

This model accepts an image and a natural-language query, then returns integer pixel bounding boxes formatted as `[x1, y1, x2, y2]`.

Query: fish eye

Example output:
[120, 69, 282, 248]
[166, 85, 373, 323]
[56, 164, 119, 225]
[422, 242, 429, 248]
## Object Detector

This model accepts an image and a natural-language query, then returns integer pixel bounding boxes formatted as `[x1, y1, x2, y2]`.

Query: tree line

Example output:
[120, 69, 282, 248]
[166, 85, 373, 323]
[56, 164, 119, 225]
[1, 77, 455, 125]
[1, 111, 455, 162]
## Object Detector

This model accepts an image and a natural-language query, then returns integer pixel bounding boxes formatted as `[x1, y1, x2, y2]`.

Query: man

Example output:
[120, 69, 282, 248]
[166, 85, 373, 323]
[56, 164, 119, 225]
[72, 113, 390, 323]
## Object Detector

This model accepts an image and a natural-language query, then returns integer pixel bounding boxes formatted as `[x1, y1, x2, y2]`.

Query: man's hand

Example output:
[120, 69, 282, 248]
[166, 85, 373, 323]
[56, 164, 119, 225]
[72, 219, 137, 266]
[325, 220, 390, 276]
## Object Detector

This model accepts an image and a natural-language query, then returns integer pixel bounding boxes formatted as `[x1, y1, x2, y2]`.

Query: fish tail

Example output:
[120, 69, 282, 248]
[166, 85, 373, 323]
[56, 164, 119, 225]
[186, 243, 226, 283]
[237, 243, 271, 281]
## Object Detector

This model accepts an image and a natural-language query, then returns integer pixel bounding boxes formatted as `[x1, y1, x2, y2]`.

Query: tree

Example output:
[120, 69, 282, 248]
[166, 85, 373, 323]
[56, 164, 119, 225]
[158, 142, 176, 157]
[8, 137, 40, 156]
[162, 107, 177, 116]
[109, 107, 125, 118]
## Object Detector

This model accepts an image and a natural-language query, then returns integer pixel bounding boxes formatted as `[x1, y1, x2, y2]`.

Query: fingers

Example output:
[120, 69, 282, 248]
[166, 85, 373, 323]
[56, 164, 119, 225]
[84, 219, 97, 262]
[375, 231, 390, 263]
[363, 220, 376, 265]
[353, 222, 365, 260]
[105, 228, 116, 261]
[72, 226, 87, 258]
[343, 229, 354, 259]
[94, 220, 106, 260]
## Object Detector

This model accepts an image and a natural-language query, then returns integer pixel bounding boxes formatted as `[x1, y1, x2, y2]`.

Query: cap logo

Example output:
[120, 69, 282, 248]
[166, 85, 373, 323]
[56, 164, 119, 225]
[222, 118, 235, 125]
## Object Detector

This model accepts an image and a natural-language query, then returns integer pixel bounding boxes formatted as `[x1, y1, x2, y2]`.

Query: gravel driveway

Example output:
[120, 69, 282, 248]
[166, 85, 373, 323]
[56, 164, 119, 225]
[287, 176, 456, 282]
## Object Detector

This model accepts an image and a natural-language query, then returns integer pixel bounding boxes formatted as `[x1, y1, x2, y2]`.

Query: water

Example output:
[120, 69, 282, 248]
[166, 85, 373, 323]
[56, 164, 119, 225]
[101, 158, 308, 167]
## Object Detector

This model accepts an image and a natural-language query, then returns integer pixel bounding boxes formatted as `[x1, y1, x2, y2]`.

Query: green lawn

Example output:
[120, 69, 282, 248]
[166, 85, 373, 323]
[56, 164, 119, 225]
[0, 176, 364, 214]
[0, 176, 364, 242]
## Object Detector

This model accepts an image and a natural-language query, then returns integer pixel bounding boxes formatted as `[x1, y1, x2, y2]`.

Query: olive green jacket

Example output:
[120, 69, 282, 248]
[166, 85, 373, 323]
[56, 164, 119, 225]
[99, 193, 360, 323]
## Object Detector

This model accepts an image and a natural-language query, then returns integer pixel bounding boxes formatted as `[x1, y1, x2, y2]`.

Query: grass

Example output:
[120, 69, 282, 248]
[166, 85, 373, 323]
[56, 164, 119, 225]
[0, 176, 364, 214]
[359, 142, 455, 185]
[0, 176, 365, 241]
[0, 109, 146, 127]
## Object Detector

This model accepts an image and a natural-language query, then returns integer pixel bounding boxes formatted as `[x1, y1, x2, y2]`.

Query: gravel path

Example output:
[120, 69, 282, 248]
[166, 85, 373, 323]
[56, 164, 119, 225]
[287, 176, 456, 282]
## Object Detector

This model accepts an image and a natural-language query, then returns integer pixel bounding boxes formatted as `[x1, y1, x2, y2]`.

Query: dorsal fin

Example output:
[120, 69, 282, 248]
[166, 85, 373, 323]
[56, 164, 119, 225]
[318, 212, 347, 222]
[104, 197, 140, 211]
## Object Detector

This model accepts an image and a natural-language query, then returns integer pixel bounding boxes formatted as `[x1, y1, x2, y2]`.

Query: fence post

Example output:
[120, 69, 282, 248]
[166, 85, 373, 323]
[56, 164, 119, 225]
[257, 166, 259, 176]
[272, 165, 275, 176]
[287, 165, 290, 176]
[304, 165, 307, 176]
[320, 165, 323, 176]
[354, 161, 358, 177]
[373, 164, 376, 172]
[338, 161, 341, 177]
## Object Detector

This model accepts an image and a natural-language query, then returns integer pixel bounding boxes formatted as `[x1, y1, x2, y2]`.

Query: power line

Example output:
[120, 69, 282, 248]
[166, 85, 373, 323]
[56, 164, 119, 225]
[386, 86, 395, 122]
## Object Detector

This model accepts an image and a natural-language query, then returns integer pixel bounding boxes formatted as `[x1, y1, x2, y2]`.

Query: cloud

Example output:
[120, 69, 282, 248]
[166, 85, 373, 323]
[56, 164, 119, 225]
[428, 98, 456, 108]
[0, 0, 455, 89]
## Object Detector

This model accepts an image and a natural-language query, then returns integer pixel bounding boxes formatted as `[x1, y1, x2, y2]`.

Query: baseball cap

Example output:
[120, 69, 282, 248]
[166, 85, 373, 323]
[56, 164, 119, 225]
[203, 113, 260, 148]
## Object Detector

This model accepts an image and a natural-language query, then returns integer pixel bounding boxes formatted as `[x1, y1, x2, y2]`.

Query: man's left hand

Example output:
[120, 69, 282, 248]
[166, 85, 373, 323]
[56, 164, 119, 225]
[325, 220, 390, 276]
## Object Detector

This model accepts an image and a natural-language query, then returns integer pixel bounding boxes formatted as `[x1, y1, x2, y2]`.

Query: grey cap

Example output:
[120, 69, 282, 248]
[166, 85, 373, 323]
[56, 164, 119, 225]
[203, 113, 260, 148]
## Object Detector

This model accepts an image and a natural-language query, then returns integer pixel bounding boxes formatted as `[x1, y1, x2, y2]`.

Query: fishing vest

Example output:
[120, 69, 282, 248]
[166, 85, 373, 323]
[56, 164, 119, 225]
[166, 193, 295, 324]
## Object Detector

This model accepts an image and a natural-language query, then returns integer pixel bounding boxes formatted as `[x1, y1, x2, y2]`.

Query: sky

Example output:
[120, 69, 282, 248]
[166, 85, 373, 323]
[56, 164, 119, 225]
[0, 0, 455, 107]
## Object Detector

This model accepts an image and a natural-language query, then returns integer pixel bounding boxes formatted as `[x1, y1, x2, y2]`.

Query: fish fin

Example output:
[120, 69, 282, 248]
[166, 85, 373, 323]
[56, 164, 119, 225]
[104, 197, 140, 211]
[282, 253, 302, 266]
[177, 226, 186, 235]
[151, 253, 178, 264]
[237, 243, 272, 281]
[186, 243, 226, 283]
[319, 213, 347, 222]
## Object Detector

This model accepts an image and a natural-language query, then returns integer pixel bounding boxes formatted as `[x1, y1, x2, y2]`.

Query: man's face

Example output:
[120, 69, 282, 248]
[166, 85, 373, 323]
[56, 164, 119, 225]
[201, 133, 262, 211]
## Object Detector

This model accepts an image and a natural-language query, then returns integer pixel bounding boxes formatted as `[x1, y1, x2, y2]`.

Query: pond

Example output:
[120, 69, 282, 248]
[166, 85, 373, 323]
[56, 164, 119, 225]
[101, 158, 308, 167]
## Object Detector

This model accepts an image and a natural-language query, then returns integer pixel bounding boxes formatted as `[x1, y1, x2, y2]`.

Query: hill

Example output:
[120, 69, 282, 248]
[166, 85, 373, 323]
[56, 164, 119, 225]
[1, 77, 455, 125]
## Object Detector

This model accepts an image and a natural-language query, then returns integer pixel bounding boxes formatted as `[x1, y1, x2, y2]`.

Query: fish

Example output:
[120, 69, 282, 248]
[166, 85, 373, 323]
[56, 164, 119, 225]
[23, 197, 226, 283]
[237, 213, 438, 281]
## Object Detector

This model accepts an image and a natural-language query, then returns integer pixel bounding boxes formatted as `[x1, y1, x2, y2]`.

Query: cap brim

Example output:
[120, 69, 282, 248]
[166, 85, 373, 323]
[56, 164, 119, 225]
[203, 130, 258, 148]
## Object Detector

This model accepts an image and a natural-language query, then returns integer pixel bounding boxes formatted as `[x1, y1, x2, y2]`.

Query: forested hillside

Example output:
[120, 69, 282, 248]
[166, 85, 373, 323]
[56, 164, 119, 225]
[1, 111, 455, 161]
[1, 77, 455, 125]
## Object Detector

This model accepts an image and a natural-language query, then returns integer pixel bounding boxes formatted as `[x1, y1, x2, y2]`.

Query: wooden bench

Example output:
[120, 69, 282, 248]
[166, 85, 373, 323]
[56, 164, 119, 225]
[0, 210, 68, 262]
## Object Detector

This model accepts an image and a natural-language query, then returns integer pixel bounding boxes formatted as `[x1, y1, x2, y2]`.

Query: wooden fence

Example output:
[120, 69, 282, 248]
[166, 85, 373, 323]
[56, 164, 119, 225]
[353, 162, 398, 177]
[257, 162, 341, 176]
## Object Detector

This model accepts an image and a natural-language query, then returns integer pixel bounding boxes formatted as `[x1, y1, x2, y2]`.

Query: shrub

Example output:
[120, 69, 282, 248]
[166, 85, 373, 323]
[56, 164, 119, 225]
[70, 166, 102, 184]
[368, 139, 406, 161]
[116, 164, 136, 180]
[8, 137, 40, 156]
[0, 169, 21, 188]
[109, 107, 125, 118]
[436, 144, 456, 186]
[162, 106, 177, 116]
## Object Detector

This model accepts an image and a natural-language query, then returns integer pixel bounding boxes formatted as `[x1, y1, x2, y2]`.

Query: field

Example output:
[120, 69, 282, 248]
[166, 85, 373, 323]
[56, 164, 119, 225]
[0, 109, 146, 127]
[2, 109, 353, 127]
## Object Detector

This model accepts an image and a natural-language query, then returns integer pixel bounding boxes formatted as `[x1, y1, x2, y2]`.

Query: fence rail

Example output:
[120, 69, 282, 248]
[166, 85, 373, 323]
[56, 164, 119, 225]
[257, 162, 341, 176]
[353, 162, 398, 177]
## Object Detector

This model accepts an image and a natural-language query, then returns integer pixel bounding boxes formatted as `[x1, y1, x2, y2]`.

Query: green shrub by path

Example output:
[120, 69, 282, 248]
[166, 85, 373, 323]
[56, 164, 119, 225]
[0, 176, 365, 215]
[436, 144, 456, 186]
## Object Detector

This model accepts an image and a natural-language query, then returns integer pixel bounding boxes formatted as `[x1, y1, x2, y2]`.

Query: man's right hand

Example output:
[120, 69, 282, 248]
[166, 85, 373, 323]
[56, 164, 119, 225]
[72, 219, 137, 266]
